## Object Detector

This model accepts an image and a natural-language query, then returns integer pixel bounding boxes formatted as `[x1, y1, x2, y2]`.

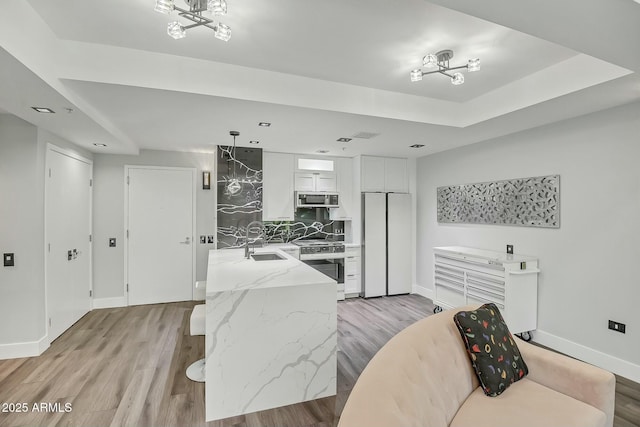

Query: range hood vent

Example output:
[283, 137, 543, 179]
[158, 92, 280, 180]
[351, 131, 380, 139]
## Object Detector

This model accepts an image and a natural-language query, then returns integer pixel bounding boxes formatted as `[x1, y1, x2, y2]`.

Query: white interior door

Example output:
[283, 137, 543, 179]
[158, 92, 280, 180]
[126, 167, 195, 306]
[46, 146, 92, 343]
[387, 193, 412, 295]
[362, 193, 386, 297]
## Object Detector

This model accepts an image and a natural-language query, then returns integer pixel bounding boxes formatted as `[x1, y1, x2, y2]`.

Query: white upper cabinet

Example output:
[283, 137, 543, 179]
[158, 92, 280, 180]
[384, 157, 408, 193]
[361, 156, 386, 192]
[361, 156, 408, 193]
[263, 152, 295, 221]
[294, 172, 337, 192]
[294, 156, 337, 192]
[330, 157, 354, 220]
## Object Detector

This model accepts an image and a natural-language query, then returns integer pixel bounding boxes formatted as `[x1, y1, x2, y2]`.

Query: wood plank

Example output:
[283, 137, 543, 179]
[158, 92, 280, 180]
[0, 296, 637, 427]
[108, 368, 156, 427]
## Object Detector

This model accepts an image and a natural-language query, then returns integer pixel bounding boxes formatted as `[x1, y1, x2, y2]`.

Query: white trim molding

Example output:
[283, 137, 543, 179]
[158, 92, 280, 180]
[92, 296, 127, 310]
[0, 335, 49, 360]
[412, 283, 434, 301]
[534, 329, 640, 383]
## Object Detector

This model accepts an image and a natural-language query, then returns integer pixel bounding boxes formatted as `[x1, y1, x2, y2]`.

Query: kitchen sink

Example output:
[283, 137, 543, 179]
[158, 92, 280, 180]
[251, 252, 287, 261]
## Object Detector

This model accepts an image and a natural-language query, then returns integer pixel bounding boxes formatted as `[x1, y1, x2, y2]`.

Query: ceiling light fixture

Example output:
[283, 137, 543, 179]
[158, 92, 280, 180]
[258, 122, 271, 127]
[336, 137, 352, 142]
[31, 107, 55, 113]
[93, 143, 107, 147]
[316, 150, 330, 154]
[249, 140, 260, 144]
[410, 49, 480, 85]
[409, 144, 425, 148]
[154, 0, 231, 41]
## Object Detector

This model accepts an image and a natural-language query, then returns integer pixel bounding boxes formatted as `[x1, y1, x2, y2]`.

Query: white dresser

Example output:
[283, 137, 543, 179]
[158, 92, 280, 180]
[433, 246, 540, 337]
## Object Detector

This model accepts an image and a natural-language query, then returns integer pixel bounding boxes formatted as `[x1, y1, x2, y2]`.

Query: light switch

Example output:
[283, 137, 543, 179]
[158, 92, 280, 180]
[3, 253, 14, 267]
[109, 238, 116, 247]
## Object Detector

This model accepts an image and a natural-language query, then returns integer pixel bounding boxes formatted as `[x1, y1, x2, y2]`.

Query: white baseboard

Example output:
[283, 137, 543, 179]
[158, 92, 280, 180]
[92, 296, 127, 309]
[534, 329, 640, 383]
[0, 335, 49, 360]
[412, 283, 434, 300]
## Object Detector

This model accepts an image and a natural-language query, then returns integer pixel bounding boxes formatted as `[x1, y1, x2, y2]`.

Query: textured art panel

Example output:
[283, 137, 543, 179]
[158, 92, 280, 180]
[217, 146, 263, 248]
[437, 175, 560, 228]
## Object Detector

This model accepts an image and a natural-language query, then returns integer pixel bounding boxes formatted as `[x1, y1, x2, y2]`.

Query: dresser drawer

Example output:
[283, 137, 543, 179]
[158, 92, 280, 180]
[435, 284, 465, 308]
[435, 254, 505, 278]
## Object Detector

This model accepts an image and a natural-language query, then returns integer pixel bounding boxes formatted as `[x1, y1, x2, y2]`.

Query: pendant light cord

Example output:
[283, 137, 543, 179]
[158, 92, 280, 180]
[232, 134, 237, 179]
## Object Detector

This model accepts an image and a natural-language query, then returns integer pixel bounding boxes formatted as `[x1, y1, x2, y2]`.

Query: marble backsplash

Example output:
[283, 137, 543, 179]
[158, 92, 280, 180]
[264, 209, 344, 243]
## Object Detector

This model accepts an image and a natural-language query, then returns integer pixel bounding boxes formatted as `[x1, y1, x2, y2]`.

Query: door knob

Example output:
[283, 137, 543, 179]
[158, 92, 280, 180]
[180, 237, 191, 244]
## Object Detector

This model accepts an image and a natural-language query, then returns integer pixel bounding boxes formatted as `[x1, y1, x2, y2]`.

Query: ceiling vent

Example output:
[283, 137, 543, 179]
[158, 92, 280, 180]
[351, 131, 380, 139]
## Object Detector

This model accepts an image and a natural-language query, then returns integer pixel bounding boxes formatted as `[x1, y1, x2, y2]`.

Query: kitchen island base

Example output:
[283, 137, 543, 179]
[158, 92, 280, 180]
[205, 249, 337, 422]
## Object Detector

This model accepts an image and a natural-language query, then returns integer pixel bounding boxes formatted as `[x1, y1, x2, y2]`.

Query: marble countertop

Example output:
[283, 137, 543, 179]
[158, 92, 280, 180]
[434, 246, 537, 263]
[265, 242, 298, 249]
[206, 247, 335, 294]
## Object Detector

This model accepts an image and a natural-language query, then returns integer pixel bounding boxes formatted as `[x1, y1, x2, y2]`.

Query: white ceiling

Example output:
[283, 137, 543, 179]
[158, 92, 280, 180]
[0, 0, 638, 158]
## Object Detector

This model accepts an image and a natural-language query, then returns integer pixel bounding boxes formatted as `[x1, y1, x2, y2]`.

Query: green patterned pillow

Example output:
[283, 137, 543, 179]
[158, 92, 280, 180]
[453, 303, 528, 396]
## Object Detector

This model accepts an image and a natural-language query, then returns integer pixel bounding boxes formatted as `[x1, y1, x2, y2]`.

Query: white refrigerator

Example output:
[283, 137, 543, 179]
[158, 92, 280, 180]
[361, 192, 412, 297]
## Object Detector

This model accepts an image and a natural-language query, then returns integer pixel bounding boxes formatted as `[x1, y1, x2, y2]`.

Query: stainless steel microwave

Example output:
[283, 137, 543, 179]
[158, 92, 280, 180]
[296, 192, 340, 208]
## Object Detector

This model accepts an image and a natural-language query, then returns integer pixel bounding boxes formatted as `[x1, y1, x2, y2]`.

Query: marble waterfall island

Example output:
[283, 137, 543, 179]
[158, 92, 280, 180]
[205, 248, 337, 422]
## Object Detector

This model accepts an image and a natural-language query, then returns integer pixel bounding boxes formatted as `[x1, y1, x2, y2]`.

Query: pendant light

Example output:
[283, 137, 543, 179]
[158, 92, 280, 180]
[226, 130, 242, 196]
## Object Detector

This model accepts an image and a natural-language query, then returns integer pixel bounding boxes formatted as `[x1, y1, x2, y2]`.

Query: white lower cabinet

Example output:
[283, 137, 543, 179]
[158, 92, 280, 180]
[433, 246, 539, 335]
[344, 246, 361, 297]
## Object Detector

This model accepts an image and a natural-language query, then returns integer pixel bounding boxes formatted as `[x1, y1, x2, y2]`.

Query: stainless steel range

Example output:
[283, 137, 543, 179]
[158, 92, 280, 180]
[294, 240, 345, 260]
[293, 240, 345, 300]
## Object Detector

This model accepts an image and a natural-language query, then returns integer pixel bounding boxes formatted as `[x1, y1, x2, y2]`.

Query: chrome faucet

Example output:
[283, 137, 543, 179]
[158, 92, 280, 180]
[245, 220, 264, 258]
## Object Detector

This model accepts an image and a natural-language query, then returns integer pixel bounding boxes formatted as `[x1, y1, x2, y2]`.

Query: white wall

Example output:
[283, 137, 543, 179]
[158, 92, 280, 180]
[0, 116, 92, 352]
[416, 101, 640, 381]
[93, 149, 217, 300]
[0, 115, 45, 346]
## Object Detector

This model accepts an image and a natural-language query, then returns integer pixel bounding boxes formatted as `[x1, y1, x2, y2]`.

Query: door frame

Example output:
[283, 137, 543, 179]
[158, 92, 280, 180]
[44, 143, 93, 345]
[123, 165, 197, 306]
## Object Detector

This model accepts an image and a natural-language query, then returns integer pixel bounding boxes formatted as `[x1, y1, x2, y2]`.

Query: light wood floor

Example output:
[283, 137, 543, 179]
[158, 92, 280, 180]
[0, 296, 638, 427]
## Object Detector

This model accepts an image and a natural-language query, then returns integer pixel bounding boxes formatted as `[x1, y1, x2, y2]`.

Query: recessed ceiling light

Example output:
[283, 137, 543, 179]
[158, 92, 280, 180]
[258, 122, 271, 127]
[409, 144, 425, 148]
[316, 150, 330, 154]
[249, 140, 260, 144]
[93, 143, 107, 147]
[31, 107, 55, 113]
[337, 137, 352, 142]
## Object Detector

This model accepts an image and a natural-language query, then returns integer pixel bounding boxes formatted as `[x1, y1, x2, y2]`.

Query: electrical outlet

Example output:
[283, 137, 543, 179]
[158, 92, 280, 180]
[506, 244, 514, 254]
[207, 235, 214, 244]
[109, 238, 116, 247]
[608, 320, 626, 334]
[3, 253, 15, 267]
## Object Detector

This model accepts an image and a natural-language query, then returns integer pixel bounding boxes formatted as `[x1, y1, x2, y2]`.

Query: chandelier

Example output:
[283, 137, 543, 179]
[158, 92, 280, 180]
[410, 50, 480, 85]
[154, 0, 231, 41]
[226, 131, 242, 196]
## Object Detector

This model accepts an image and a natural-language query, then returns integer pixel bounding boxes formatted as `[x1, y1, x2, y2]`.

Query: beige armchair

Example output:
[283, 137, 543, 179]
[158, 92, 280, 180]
[338, 306, 615, 427]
